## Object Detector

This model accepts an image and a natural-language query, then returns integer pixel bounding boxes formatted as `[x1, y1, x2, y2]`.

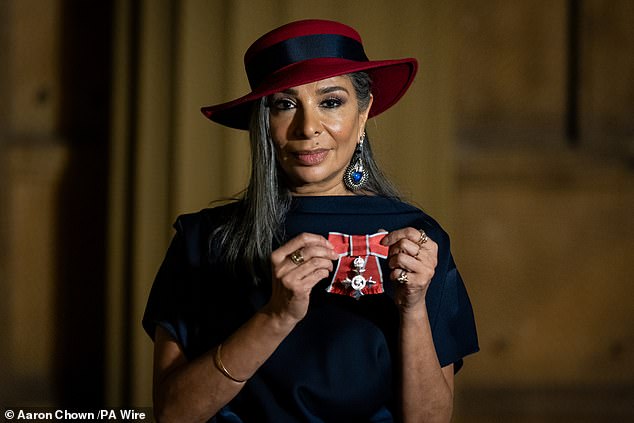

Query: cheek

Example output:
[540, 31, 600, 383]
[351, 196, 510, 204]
[324, 111, 358, 137]
[273, 141, 288, 163]
[270, 135, 291, 165]
[330, 117, 361, 151]
[269, 121, 288, 151]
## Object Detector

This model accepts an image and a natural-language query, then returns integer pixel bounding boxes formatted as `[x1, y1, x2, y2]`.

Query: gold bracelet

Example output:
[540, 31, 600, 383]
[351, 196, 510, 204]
[214, 344, 247, 383]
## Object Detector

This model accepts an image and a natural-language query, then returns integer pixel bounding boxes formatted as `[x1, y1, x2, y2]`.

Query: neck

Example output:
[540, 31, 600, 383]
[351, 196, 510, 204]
[290, 181, 353, 196]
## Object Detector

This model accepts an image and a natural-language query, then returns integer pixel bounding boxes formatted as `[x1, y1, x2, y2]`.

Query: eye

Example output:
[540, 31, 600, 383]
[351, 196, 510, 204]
[321, 97, 344, 109]
[271, 98, 296, 110]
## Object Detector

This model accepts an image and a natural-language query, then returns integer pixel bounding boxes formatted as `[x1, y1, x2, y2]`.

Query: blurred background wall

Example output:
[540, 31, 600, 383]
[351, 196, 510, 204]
[0, 0, 632, 421]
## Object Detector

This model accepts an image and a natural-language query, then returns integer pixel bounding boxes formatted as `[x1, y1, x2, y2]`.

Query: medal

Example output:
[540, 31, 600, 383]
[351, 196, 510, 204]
[326, 232, 388, 300]
[341, 256, 377, 299]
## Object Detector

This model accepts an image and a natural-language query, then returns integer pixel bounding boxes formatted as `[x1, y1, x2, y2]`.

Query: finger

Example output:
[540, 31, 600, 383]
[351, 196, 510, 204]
[291, 257, 335, 280]
[388, 238, 420, 257]
[380, 227, 426, 247]
[388, 252, 436, 283]
[389, 247, 438, 272]
[299, 244, 339, 262]
[272, 233, 334, 264]
[397, 237, 438, 259]
[389, 263, 434, 285]
[276, 244, 338, 276]
[276, 253, 335, 281]
[390, 267, 434, 287]
[416, 238, 439, 258]
[277, 258, 334, 290]
[388, 252, 422, 273]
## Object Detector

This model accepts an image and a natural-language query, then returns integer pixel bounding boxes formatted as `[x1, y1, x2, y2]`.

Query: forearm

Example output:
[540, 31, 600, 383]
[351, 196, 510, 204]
[154, 308, 297, 423]
[400, 304, 453, 423]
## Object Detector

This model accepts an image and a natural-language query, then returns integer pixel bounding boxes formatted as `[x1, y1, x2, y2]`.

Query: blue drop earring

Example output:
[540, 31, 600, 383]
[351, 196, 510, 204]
[344, 132, 368, 191]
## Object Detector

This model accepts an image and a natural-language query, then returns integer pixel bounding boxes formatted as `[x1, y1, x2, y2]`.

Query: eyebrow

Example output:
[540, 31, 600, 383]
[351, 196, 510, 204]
[317, 85, 349, 95]
[280, 86, 350, 96]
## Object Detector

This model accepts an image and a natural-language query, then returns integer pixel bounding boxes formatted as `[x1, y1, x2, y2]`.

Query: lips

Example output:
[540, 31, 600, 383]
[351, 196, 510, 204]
[293, 149, 330, 165]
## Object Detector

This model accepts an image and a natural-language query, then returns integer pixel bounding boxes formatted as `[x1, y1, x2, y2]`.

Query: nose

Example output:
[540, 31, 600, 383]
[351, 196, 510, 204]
[292, 105, 322, 139]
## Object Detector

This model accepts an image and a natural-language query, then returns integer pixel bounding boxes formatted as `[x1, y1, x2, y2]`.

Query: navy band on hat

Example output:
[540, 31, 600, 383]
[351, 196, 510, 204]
[202, 19, 417, 130]
[246, 34, 369, 88]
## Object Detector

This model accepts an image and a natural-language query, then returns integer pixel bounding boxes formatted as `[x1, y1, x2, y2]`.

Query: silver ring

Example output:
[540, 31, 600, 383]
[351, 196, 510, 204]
[290, 249, 304, 266]
[396, 270, 409, 284]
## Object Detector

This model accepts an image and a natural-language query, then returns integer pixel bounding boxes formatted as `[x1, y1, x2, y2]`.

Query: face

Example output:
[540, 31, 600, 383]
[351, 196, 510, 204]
[268, 75, 373, 196]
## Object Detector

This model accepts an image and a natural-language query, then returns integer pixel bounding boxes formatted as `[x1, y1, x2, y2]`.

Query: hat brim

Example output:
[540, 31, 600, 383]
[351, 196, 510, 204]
[201, 57, 417, 130]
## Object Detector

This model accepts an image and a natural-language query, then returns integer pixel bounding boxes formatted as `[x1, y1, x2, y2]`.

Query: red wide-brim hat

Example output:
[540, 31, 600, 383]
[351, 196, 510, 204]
[201, 19, 418, 130]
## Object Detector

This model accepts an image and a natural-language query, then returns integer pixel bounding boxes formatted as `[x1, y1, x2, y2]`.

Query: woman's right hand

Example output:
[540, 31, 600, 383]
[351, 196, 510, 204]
[265, 233, 338, 323]
[152, 233, 336, 423]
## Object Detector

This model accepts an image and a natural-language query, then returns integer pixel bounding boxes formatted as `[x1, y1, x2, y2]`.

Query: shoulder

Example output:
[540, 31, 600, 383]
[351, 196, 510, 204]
[388, 198, 450, 245]
[174, 201, 242, 235]
[170, 201, 242, 267]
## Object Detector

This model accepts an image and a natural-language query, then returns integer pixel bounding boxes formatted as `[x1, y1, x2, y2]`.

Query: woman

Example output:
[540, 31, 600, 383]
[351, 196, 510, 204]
[143, 19, 478, 423]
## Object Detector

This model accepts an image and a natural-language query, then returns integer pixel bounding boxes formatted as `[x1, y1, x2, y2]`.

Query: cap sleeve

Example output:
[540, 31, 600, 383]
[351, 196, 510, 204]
[142, 215, 203, 351]
[427, 230, 479, 372]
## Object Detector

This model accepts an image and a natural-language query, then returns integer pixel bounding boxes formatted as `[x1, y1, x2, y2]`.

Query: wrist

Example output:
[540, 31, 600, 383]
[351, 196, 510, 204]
[399, 302, 427, 324]
[259, 304, 299, 335]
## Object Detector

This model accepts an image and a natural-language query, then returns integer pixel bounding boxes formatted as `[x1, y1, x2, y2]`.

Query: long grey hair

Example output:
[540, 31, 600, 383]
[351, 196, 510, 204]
[212, 72, 401, 283]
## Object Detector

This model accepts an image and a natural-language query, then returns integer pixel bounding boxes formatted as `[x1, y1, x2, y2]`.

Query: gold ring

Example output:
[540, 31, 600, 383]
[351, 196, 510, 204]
[290, 249, 304, 266]
[417, 229, 428, 246]
[396, 270, 409, 284]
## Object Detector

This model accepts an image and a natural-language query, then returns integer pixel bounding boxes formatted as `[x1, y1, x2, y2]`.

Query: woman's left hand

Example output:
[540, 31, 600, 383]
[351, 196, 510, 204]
[380, 227, 438, 313]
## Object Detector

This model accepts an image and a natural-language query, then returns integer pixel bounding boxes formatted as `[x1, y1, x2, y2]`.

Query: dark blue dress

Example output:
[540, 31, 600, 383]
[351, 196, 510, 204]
[143, 196, 479, 422]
